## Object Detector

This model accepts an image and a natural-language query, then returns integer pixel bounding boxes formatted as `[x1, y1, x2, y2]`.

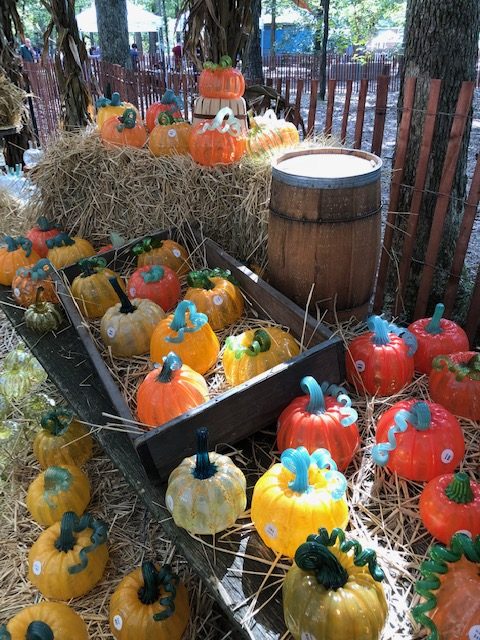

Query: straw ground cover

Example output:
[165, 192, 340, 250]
[0, 73, 26, 130]
[0, 188, 26, 236]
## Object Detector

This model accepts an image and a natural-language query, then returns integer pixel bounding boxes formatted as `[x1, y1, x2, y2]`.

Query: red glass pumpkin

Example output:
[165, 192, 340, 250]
[127, 264, 181, 311]
[277, 376, 359, 471]
[420, 472, 480, 544]
[346, 316, 417, 396]
[189, 107, 245, 166]
[372, 400, 465, 482]
[198, 56, 245, 99]
[26, 217, 62, 258]
[429, 352, 480, 421]
[408, 303, 469, 374]
[146, 89, 183, 132]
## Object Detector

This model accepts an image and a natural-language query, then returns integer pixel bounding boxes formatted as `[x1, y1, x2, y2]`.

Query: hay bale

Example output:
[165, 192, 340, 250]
[0, 188, 28, 236]
[0, 73, 26, 129]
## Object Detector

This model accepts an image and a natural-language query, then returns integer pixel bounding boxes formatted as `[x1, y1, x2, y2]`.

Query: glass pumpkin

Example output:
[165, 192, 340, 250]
[0, 236, 40, 286]
[33, 407, 93, 468]
[346, 315, 417, 396]
[97, 231, 127, 254]
[251, 447, 349, 558]
[413, 532, 480, 640]
[0, 602, 89, 640]
[46, 232, 95, 269]
[0, 344, 47, 400]
[100, 278, 165, 358]
[150, 300, 219, 375]
[166, 427, 247, 535]
[198, 56, 245, 99]
[100, 108, 147, 149]
[408, 303, 469, 374]
[137, 352, 209, 428]
[419, 472, 480, 544]
[246, 124, 284, 156]
[0, 419, 20, 443]
[12, 259, 59, 307]
[145, 88, 183, 132]
[149, 113, 191, 157]
[127, 264, 181, 311]
[277, 376, 359, 471]
[28, 511, 109, 600]
[109, 561, 190, 640]
[96, 91, 138, 129]
[26, 216, 61, 258]
[0, 395, 11, 421]
[372, 400, 465, 482]
[189, 107, 246, 166]
[22, 392, 56, 423]
[223, 327, 300, 386]
[132, 237, 190, 276]
[429, 351, 480, 420]
[184, 268, 244, 331]
[26, 464, 91, 527]
[24, 287, 63, 333]
[251, 109, 300, 147]
[283, 527, 387, 640]
[71, 256, 125, 319]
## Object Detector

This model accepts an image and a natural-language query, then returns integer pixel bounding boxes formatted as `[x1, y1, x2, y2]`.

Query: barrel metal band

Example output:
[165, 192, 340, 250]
[269, 204, 382, 224]
[194, 113, 247, 120]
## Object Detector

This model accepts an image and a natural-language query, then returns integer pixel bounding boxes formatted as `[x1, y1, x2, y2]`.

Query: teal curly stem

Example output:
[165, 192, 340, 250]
[310, 448, 347, 500]
[301, 376, 326, 414]
[44, 466, 73, 508]
[138, 561, 178, 621]
[445, 472, 474, 504]
[26, 622, 54, 640]
[425, 303, 445, 335]
[40, 407, 73, 436]
[108, 277, 135, 314]
[387, 321, 418, 356]
[367, 315, 391, 345]
[281, 447, 311, 493]
[4, 236, 17, 252]
[35, 217, 58, 232]
[166, 300, 207, 343]
[117, 108, 137, 131]
[110, 92, 121, 106]
[319, 381, 358, 426]
[45, 232, 75, 249]
[193, 428, 217, 480]
[0, 625, 11, 639]
[161, 88, 183, 110]
[55, 511, 77, 551]
[30, 259, 53, 281]
[139, 561, 160, 604]
[141, 265, 165, 283]
[158, 352, 182, 382]
[65, 512, 108, 574]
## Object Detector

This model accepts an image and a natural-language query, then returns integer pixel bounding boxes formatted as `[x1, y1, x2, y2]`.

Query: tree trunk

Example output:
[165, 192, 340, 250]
[148, 31, 157, 54]
[270, 0, 276, 54]
[95, 0, 130, 67]
[319, 0, 329, 100]
[385, 0, 480, 320]
[242, 0, 263, 84]
[134, 32, 143, 53]
[161, 0, 170, 55]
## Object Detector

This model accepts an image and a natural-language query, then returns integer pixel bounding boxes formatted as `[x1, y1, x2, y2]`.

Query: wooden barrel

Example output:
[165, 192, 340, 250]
[193, 96, 248, 134]
[268, 148, 382, 322]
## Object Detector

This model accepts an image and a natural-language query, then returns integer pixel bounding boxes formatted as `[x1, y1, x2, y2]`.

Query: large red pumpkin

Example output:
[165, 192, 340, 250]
[277, 376, 359, 471]
[408, 303, 469, 374]
[26, 217, 62, 258]
[145, 88, 183, 132]
[127, 264, 181, 311]
[189, 107, 245, 166]
[372, 399, 465, 482]
[429, 351, 480, 421]
[198, 56, 245, 99]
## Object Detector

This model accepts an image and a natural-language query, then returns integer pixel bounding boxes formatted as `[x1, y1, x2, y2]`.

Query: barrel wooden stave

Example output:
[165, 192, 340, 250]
[193, 97, 248, 134]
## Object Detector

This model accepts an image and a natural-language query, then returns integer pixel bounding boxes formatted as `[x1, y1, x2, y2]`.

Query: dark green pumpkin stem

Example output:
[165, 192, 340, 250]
[54, 512, 108, 571]
[0, 624, 11, 639]
[139, 561, 160, 604]
[433, 353, 480, 381]
[158, 352, 182, 382]
[117, 108, 137, 131]
[295, 541, 349, 590]
[138, 562, 179, 621]
[4, 236, 33, 256]
[40, 407, 74, 435]
[55, 511, 78, 552]
[79, 256, 106, 277]
[445, 472, 474, 504]
[26, 622, 54, 640]
[246, 329, 271, 356]
[36, 217, 58, 233]
[45, 232, 75, 250]
[425, 303, 445, 335]
[193, 428, 217, 480]
[187, 270, 214, 290]
[108, 277, 135, 313]
[157, 111, 174, 126]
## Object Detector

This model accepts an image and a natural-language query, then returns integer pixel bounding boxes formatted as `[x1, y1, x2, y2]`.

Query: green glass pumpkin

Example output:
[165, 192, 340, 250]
[0, 419, 20, 442]
[0, 395, 11, 421]
[24, 286, 63, 333]
[22, 393, 56, 424]
[0, 344, 47, 400]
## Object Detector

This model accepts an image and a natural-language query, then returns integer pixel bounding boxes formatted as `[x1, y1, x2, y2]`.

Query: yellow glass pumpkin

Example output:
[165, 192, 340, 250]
[148, 113, 191, 157]
[109, 561, 190, 640]
[71, 256, 125, 318]
[96, 91, 138, 129]
[150, 300, 219, 375]
[283, 528, 388, 640]
[184, 268, 244, 331]
[100, 277, 165, 357]
[33, 408, 93, 469]
[26, 465, 91, 527]
[133, 238, 191, 276]
[46, 233, 95, 269]
[223, 327, 300, 386]
[28, 511, 109, 600]
[251, 447, 349, 558]
[166, 427, 247, 534]
[0, 602, 89, 640]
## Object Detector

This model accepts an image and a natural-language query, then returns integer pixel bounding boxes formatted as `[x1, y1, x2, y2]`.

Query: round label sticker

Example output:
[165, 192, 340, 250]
[113, 615, 123, 631]
[172, 248, 181, 258]
[13, 287, 20, 298]
[32, 560, 42, 576]
[213, 295, 223, 306]
[468, 626, 480, 640]
[441, 449, 454, 464]
[265, 523, 278, 539]
[355, 360, 366, 373]
[301, 634, 317, 640]
[106, 326, 116, 339]
[129, 287, 136, 297]
[166, 495, 174, 511]
[456, 529, 472, 538]
[168, 129, 177, 138]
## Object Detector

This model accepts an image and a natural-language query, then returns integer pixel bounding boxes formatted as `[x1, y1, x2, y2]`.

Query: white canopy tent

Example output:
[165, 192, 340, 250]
[76, 1, 163, 33]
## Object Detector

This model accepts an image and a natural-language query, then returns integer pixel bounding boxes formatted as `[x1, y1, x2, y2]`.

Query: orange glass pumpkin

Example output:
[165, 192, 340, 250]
[246, 124, 284, 156]
[46, 233, 95, 269]
[408, 303, 470, 374]
[277, 377, 359, 471]
[96, 91, 138, 129]
[198, 56, 245, 99]
[100, 108, 147, 149]
[413, 533, 480, 640]
[189, 107, 246, 166]
[136, 352, 209, 428]
[146, 88, 184, 132]
[150, 300, 219, 375]
[346, 316, 417, 396]
[127, 264, 181, 311]
[133, 237, 190, 276]
[0, 236, 40, 286]
[372, 400, 465, 482]
[12, 259, 59, 307]
[149, 113, 191, 157]
[419, 472, 480, 544]
[26, 216, 62, 258]
[0, 602, 89, 640]
[429, 352, 480, 420]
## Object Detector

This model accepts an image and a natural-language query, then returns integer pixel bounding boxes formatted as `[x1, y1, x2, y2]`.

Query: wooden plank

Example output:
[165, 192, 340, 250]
[353, 79, 368, 149]
[414, 81, 475, 319]
[371, 75, 390, 156]
[276, 78, 282, 95]
[324, 79, 336, 135]
[393, 79, 442, 315]
[294, 79, 304, 128]
[307, 79, 318, 137]
[465, 261, 480, 345]
[285, 78, 290, 105]
[443, 153, 480, 315]
[340, 79, 353, 143]
[372, 76, 417, 312]
[182, 75, 189, 121]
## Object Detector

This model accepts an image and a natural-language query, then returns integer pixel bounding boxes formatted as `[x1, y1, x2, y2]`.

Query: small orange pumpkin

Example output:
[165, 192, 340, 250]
[198, 56, 245, 99]
[100, 108, 147, 149]
[0, 236, 40, 286]
[189, 107, 246, 166]
[132, 237, 190, 276]
[149, 113, 191, 157]
[12, 258, 59, 307]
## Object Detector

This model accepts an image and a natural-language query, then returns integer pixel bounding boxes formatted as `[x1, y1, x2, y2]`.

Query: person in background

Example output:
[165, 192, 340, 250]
[130, 43, 139, 68]
[20, 38, 34, 62]
[172, 38, 182, 71]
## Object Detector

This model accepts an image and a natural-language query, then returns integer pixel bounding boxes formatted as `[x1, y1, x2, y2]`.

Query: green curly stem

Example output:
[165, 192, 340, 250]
[432, 353, 480, 381]
[55, 510, 77, 551]
[44, 466, 73, 508]
[132, 237, 162, 256]
[425, 303, 445, 335]
[193, 428, 217, 480]
[246, 329, 271, 356]
[157, 111, 174, 126]
[45, 232, 75, 249]
[108, 277, 135, 314]
[116, 108, 137, 131]
[26, 622, 54, 640]
[445, 472, 474, 504]
[138, 561, 179, 621]
[79, 256, 107, 277]
[157, 352, 182, 382]
[187, 270, 215, 290]
[203, 55, 233, 70]
[40, 407, 74, 436]
[3, 235, 33, 256]
[54, 511, 108, 572]
[35, 217, 58, 233]
[141, 265, 165, 283]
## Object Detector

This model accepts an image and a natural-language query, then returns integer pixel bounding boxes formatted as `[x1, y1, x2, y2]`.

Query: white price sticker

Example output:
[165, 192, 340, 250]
[264, 523, 278, 539]
[107, 326, 116, 339]
[213, 295, 223, 306]
[129, 287, 136, 297]
[468, 626, 480, 640]
[113, 615, 123, 631]
[168, 129, 177, 138]
[441, 449, 454, 464]
[32, 560, 42, 576]
[13, 288, 20, 298]
[355, 360, 366, 373]
[172, 249, 181, 258]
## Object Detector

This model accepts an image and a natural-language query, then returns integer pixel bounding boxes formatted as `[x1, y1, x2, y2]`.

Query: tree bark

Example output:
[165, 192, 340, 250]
[148, 31, 157, 54]
[319, 0, 329, 100]
[270, 0, 276, 54]
[95, 0, 130, 67]
[242, 0, 263, 84]
[386, 0, 480, 320]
